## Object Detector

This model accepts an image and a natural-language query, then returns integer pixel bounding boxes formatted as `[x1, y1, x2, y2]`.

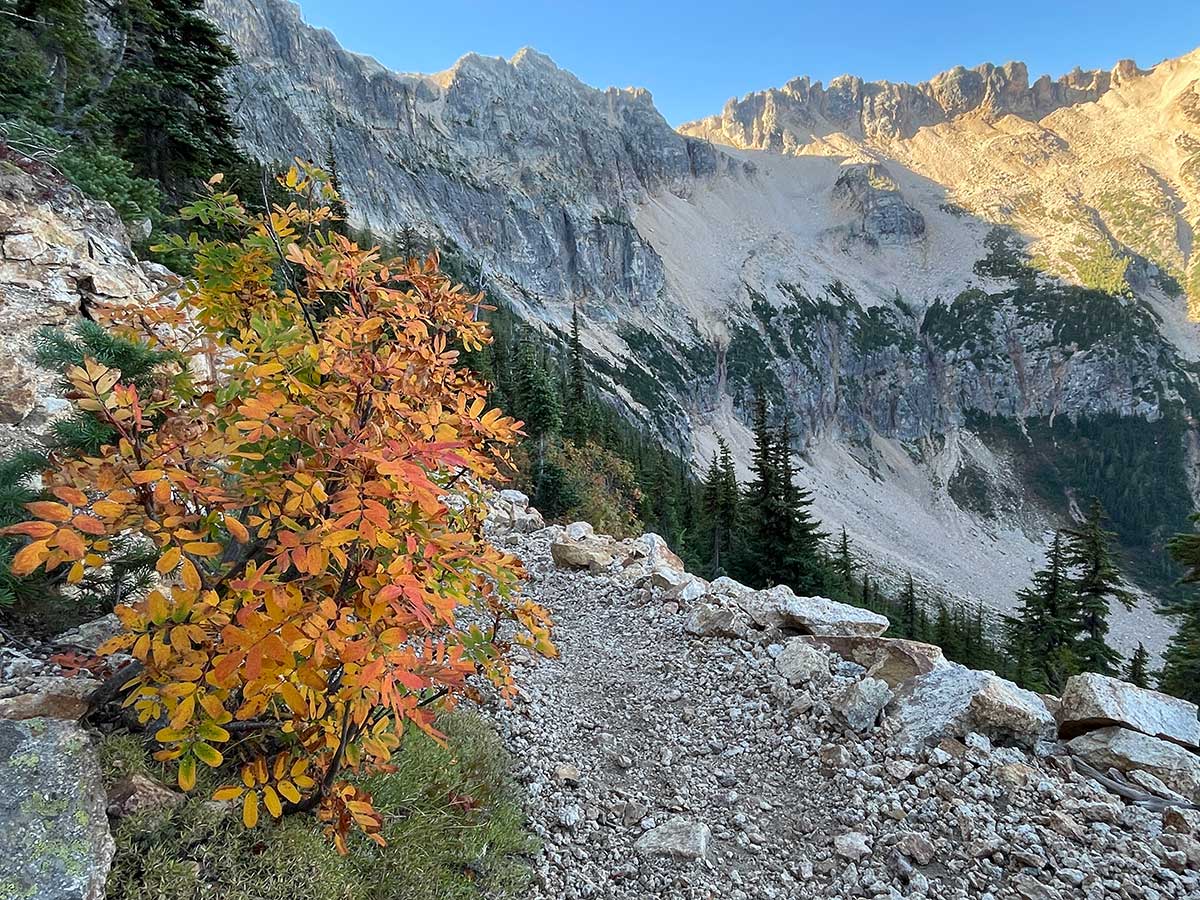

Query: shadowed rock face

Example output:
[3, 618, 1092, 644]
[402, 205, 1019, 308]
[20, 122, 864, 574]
[832, 163, 926, 244]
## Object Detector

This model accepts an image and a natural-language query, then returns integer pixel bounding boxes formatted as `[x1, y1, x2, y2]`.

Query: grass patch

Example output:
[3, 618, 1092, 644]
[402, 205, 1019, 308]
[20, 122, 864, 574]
[104, 712, 536, 900]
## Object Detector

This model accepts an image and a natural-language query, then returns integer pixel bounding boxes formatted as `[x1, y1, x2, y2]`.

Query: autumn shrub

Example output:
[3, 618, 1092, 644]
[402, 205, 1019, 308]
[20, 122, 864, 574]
[1, 161, 553, 850]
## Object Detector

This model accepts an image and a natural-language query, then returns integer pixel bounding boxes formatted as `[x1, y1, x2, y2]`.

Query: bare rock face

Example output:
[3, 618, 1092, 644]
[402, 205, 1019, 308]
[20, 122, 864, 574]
[887, 664, 1056, 753]
[0, 161, 178, 451]
[1067, 726, 1200, 803]
[0, 717, 114, 900]
[1058, 672, 1200, 748]
[832, 163, 925, 244]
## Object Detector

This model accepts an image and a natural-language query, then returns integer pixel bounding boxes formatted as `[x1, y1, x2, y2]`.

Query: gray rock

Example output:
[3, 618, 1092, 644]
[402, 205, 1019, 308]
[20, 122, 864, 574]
[633, 817, 711, 861]
[887, 663, 1055, 753]
[0, 718, 114, 900]
[833, 831, 872, 861]
[797, 635, 947, 687]
[1058, 672, 1200, 748]
[832, 676, 893, 733]
[52, 614, 121, 654]
[1068, 726, 1200, 803]
[0, 676, 99, 721]
[684, 603, 746, 639]
[742, 585, 890, 637]
[774, 639, 831, 685]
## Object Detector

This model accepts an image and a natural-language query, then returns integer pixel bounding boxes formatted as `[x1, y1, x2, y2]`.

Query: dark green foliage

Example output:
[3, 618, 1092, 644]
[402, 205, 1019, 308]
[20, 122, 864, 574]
[1162, 517, 1200, 703]
[699, 438, 739, 578]
[1126, 643, 1151, 689]
[1, 1, 244, 230]
[1004, 532, 1075, 694]
[833, 527, 855, 597]
[1064, 499, 1135, 676]
[0, 450, 51, 608]
[967, 411, 1191, 600]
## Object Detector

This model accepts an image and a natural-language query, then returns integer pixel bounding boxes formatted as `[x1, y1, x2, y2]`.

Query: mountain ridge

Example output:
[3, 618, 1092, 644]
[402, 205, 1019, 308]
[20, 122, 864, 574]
[203, 0, 1197, 656]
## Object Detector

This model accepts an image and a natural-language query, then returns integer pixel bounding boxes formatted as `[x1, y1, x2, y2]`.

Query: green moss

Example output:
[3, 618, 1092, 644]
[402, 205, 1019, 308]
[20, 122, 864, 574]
[104, 712, 535, 900]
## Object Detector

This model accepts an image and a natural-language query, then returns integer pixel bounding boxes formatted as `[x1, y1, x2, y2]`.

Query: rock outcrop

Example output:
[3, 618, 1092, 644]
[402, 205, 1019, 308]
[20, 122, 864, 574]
[0, 717, 114, 900]
[1068, 727, 1200, 803]
[1058, 672, 1200, 748]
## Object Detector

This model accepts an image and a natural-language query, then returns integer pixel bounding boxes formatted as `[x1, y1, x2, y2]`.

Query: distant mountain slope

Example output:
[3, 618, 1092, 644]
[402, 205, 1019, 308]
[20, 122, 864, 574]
[680, 51, 1200, 318]
[204, 0, 1198, 654]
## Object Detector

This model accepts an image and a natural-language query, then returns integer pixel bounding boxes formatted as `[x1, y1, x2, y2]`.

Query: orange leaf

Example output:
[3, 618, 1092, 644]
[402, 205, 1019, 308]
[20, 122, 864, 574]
[224, 515, 249, 543]
[243, 791, 259, 828]
[25, 501, 72, 522]
[157, 546, 181, 574]
[11, 540, 49, 575]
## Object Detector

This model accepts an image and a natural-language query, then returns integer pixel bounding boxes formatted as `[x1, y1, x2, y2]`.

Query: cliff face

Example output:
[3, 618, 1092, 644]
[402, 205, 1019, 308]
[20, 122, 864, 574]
[202, 0, 1199, 637]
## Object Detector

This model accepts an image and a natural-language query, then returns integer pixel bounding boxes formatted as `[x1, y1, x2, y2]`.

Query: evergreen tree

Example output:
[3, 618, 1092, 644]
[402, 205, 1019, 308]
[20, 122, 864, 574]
[563, 305, 591, 442]
[737, 388, 777, 585]
[1126, 643, 1151, 689]
[773, 418, 827, 595]
[1162, 516, 1200, 703]
[833, 527, 856, 600]
[1005, 531, 1076, 693]
[700, 437, 739, 577]
[1065, 499, 1134, 677]
[900, 573, 920, 639]
[323, 131, 350, 236]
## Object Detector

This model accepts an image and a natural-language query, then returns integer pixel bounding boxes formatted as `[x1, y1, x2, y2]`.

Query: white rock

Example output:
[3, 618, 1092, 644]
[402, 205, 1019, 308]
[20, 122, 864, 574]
[633, 817, 711, 861]
[1068, 726, 1200, 803]
[774, 639, 831, 686]
[1059, 672, 1200, 748]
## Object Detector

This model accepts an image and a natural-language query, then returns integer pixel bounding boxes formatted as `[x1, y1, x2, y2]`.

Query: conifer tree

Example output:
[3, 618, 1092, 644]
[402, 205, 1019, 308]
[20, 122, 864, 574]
[1162, 516, 1200, 703]
[773, 418, 827, 595]
[833, 527, 856, 600]
[1126, 643, 1151, 689]
[323, 132, 350, 237]
[563, 305, 591, 442]
[700, 437, 739, 577]
[1005, 531, 1075, 694]
[901, 573, 920, 639]
[737, 388, 777, 585]
[1065, 499, 1134, 677]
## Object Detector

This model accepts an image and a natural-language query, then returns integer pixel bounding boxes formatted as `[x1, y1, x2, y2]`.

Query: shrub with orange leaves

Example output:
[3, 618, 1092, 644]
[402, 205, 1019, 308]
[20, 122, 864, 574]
[0, 161, 553, 852]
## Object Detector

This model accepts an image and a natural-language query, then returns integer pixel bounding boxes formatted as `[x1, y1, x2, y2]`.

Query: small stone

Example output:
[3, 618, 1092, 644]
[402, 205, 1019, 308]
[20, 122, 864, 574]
[896, 832, 935, 865]
[834, 831, 872, 861]
[633, 817, 711, 861]
[553, 763, 581, 787]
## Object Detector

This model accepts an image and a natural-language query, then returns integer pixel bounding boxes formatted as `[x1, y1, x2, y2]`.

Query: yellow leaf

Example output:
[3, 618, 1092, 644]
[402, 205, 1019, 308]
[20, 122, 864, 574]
[277, 780, 301, 804]
[11, 540, 49, 576]
[156, 547, 181, 574]
[181, 558, 202, 593]
[194, 742, 223, 768]
[178, 755, 197, 792]
[212, 785, 243, 802]
[224, 515, 249, 543]
[242, 791, 259, 828]
[183, 541, 222, 558]
[263, 785, 282, 819]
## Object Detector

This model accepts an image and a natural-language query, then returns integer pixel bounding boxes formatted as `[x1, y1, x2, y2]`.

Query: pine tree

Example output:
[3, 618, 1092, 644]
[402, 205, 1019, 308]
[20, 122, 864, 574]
[1162, 516, 1200, 703]
[563, 305, 591, 442]
[833, 527, 856, 601]
[323, 131, 350, 236]
[737, 388, 777, 585]
[1006, 531, 1075, 694]
[773, 418, 827, 595]
[700, 437, 739, 577]
[1065, 499, 1134, 677]
[1126, 643, 1151, 689]
[901, 573, 920, 640]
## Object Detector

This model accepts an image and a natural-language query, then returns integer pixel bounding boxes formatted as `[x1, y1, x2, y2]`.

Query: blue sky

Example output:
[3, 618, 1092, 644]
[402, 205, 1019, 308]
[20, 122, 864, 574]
[294, 1, 1200, 125]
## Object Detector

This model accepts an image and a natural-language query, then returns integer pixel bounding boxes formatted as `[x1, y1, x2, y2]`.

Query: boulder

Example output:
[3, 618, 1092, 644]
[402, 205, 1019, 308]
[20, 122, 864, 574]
[1067, 726, 1200, 803]
[887, 663, 1056, 753]
[1058, 672, 1200, 748]
[798, 635, 947, 687]
[624, 532, 685, 575]
[0, 676, 99, 721]
[741, 585, 889, 638]
[683, 603, 748, 639]
[774, 639, 832, 685]
[0, 717, 114, 900]
[832, 676, 893, 733]
[708, 576, 753, 599]
[633, 817, 711, 861]
[550, 534, 616, 570]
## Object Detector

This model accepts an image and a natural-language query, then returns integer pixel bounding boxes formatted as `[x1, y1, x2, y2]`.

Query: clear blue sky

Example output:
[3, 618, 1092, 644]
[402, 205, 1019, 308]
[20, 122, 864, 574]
[294, 1, 1200, 125]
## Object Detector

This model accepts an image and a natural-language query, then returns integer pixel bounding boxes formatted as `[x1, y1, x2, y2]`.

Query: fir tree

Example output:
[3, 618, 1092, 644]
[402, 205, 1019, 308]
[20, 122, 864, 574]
[900, 573, 920, 640]
[1065, 499, 1134, 677]
[1126, 643, 1151, 689]
[833, 527, 856, 600]
[1005, 531, 1075, 693]
[563, 305, 591, 442]
[773, 418, 827, 595]
[1162, 515, 1200, 703]
[737, 388, 777, 585]
[700, 437, 739, 577]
